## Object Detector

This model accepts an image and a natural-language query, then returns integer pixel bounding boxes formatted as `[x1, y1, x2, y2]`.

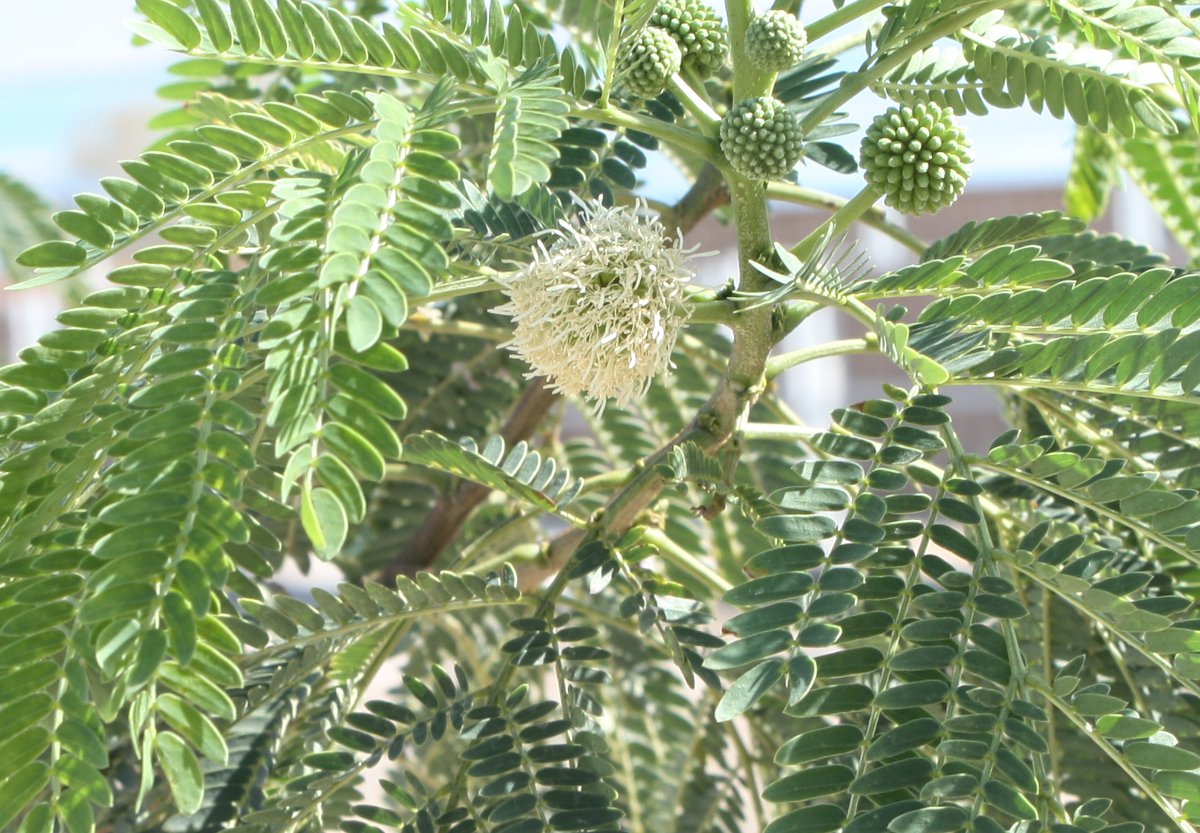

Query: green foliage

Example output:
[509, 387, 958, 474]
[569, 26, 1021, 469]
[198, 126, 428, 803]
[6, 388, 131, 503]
[876, 12, 1179, 136]
[1037, 0, 1200, 130]
[403, 432, 585, 519]
[1109, 124, 1200, 259]
[0, 173, 59, 276]
[6, 0, 1200, 832]
[1065, 126, 1120, 221]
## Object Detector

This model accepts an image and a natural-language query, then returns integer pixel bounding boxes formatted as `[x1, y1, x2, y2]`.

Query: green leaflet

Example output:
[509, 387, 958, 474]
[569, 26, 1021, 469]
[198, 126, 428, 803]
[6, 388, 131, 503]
[1112, 125, 1200, 258]
[263, 91, 465, 555]
[154, 732, 205, 814]
[301, 485, 349, 558]
[0, 172, 60, 276]
[488, 62, 571, 200]
[1065, 125, 1119, 221]
[1041, 0, 1200, 134]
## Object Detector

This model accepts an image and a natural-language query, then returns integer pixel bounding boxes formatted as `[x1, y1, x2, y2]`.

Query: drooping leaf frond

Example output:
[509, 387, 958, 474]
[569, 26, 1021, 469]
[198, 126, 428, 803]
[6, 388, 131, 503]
[1109, 123, 1200, 259]
[404, 431, 586, 520]
[1065, 125, 1120, 221]
[0, 172, 59, 276]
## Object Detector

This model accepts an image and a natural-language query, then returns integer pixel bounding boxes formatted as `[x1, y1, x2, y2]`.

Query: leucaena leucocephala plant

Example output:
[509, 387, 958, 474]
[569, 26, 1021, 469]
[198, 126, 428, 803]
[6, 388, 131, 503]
[4, 0, 1200, 832]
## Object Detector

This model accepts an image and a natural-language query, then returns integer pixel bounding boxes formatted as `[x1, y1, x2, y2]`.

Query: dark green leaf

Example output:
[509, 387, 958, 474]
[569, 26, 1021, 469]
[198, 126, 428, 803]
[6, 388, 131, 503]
[888, 806, 969, 833]
[155, 731, 204, 813]
[776, 725, 863, 765]
[1124, 742, 1200, 771]
[764, 804, 846, 833]
[764, 765, 855, 802]
[704, 630, 792, 670]
[715, 659, 783, 722]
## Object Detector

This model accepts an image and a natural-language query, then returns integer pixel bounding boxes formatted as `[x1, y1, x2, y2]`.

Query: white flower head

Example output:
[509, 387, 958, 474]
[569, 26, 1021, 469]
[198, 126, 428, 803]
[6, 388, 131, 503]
[494, 200, 695, 410]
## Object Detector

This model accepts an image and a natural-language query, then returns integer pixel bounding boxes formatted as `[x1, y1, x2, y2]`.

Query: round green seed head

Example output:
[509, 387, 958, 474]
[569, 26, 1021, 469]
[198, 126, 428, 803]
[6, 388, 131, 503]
[617, 27, 683, 98]
[719, 96, 805, 180]
[860, 101, 972, 216]
[650, 0, 728, 78]
[746, 11, 807, 73]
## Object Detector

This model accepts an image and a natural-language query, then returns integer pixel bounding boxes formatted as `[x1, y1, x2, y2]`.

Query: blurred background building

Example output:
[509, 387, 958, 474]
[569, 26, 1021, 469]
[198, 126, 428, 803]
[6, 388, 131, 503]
[0, 0, 1185, 454]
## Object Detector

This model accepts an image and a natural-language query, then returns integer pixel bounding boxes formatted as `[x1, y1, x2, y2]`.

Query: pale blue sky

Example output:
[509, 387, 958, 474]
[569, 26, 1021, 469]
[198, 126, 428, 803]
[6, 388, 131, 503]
[0, 0, 173, 200]
[0, 0, 1076, 204]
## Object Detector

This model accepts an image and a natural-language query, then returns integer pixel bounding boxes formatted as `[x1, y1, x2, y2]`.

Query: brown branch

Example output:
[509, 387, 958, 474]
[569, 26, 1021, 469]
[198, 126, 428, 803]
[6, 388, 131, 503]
[665, 163, 730, 242]
[516, 333, 772, 590]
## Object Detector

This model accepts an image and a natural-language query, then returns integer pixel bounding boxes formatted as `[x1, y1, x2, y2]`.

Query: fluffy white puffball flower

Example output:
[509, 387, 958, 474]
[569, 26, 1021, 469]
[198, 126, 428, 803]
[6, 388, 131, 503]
[494, 202, 695, 410]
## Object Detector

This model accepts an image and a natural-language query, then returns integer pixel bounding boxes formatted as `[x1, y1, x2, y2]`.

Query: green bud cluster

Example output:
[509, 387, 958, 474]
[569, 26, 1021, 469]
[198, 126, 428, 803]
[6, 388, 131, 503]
[860, 101, 972, 216]
[719, 96, 804, 180]
[617, 27, 683, 98]
[745, 11, 807, 73]
[649, 0, 728, 78]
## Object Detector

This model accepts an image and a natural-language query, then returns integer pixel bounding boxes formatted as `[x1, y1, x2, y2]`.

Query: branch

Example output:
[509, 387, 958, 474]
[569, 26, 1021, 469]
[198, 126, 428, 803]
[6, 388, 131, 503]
[667, 75, 722, 132]
[513, 8, 787, 587]
[804, 0, 890, 42]
[790, 186, 881, 258]
[765, 181, 927, 254]
[576, 105, 722, 163]
[799, 0, 1011, 133]
[765, 336, 874, 378]
[399, 315, 510, 341]
[666, 163, 731, 242]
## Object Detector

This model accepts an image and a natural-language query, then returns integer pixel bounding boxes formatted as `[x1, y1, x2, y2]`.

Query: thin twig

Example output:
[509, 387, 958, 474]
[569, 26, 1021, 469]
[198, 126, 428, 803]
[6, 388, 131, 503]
[766, 181, 927, 254]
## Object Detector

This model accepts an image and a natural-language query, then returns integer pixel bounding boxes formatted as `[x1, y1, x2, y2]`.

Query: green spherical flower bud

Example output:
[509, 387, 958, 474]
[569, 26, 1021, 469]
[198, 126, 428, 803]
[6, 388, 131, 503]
[719, 97, 804, 180]
[650, 0, 728, 78]
[617, 27, 683, 98]
[745, 11, 807, 72]
[860, 101, 972, 216]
